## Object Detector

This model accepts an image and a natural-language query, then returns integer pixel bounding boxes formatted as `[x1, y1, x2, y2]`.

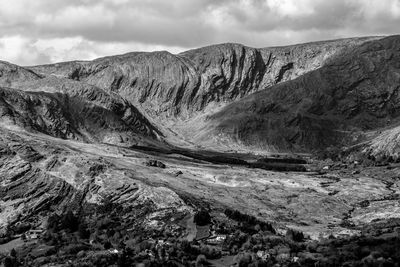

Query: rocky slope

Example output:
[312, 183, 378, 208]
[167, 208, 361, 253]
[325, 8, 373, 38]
[3, 35, 399, 155]
[0, 61, 42, 88]
[0, 128, 189, 231]
[363, 125, 400, 160]
[30, 37, 378, 119]
[2, 37, 400, 265]
[201, 35, 400, 153]
[0, 62, 163, 147]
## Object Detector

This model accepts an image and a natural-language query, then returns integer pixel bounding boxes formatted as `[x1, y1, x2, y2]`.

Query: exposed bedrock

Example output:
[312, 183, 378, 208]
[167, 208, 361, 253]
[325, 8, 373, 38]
[205, 36, 400, 152]
[30, 37, 378, 118]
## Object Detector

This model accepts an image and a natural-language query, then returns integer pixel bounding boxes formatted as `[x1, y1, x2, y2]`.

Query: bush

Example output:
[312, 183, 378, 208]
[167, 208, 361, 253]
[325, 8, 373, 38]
[286, 229, 305, 242]
[194, 210, 211, 226]
[78, 223, 91, 239]
[104, 241, 112, 250]
[195, 254, 208, 267]
[61, 211, 79, 232]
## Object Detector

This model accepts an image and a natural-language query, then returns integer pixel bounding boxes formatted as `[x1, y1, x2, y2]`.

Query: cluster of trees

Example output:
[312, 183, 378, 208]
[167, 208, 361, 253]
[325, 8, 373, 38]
[193, 210, 211, 226]
[3, 249, 19, 267]
[4, 195, 400, 267]
[224, 208, 275, 234]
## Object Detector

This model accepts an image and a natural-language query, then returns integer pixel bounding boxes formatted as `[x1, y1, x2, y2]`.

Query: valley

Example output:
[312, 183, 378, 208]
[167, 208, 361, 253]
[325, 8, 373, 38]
[0, 35, 400, 266]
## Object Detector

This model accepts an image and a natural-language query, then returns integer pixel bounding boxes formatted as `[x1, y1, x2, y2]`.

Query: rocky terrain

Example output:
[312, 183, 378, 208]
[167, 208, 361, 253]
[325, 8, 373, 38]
[204, 36, 400, 153]
[0, 61, 163, 147]
[0, 35, 400, 266]
[28, 36, 382, 150]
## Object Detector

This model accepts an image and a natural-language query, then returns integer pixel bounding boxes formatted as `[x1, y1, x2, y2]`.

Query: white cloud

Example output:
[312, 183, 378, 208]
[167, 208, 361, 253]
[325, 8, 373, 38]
[35, 4, 115, 32]
[0, 35, 50, 66]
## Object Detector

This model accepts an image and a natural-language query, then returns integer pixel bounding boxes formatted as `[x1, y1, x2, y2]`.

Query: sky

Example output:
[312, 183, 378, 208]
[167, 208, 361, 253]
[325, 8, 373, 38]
[0, 0, 399, 66]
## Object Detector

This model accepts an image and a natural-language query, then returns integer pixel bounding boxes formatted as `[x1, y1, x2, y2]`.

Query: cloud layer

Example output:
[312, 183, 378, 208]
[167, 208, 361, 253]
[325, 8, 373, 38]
[0, 0, 399, 65]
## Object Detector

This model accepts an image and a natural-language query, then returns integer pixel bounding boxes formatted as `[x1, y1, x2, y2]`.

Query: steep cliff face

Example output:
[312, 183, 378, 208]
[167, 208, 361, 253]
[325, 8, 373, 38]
[177, 44, 265, 113]
[30, 37, 378, 119]
[204, 36, 400, 152]
[258, 37, 381, 87]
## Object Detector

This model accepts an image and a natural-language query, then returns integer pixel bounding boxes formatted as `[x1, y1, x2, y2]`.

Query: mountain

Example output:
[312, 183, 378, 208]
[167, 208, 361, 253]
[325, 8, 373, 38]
[0, 61, 163, 147]
[25, 36, 383, 152]
[3, 36, 400, 157]
[1, 36, 400, 266]
[30, 37, 377, 118]
[202, 35, 400, 153]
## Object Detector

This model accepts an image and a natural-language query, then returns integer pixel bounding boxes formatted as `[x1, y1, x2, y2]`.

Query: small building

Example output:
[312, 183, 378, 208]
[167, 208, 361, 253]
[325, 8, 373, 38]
[108, 248, 119, 254]
[25, 229, 44, 240]
[205, 234, 226, 245]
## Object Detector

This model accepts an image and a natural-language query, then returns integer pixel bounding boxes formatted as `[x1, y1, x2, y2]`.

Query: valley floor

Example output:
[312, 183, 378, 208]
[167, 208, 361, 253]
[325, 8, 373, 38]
[2, 127, 400, 237]
[0, 127, 400, 266]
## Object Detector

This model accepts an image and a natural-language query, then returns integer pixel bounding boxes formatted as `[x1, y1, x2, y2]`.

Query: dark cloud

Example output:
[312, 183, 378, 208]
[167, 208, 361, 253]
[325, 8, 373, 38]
[0, 0, 399, 65]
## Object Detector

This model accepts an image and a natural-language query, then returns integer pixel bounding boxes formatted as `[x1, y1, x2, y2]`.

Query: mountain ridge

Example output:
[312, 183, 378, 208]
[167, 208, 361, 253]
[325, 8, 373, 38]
[2, 35, 399, 157]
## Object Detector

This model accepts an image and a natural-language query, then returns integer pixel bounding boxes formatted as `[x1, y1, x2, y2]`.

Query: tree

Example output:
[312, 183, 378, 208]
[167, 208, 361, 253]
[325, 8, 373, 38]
[194, 210, 211, 226]
[3, 257, 14, 267]
[78, 223, 90, 239]
[195, 254, 208, 267]
[104, 241, 112, 250]
[61, 210, 79, 232]
[10, 249, 17, 258]
[286, 229, 304, 242]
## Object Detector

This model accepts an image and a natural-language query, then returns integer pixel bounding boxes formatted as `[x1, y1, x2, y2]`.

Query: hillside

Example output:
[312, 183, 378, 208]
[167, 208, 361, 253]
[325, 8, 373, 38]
[200, 35, 400, 153]
[24, 36, 383, 152]
[0, 62, 163, 147]
[1, 35, 400, 266]
[3, 36, 400, 156]
[30, 37, 378, 119]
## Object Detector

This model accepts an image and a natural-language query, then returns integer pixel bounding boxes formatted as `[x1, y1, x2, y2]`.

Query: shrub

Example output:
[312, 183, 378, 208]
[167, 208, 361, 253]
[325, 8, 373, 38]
[61, 211, 79, 232]
[286, 229, 305, 242]
[195, 254, 208, 267]
[194, 210, 211, 226]
[78, 223, 91, 239]
[104, 241, 112, 250]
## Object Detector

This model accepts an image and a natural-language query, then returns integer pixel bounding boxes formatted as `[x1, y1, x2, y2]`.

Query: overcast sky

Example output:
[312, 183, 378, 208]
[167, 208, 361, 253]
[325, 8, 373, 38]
[0, 0, 399, 65]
